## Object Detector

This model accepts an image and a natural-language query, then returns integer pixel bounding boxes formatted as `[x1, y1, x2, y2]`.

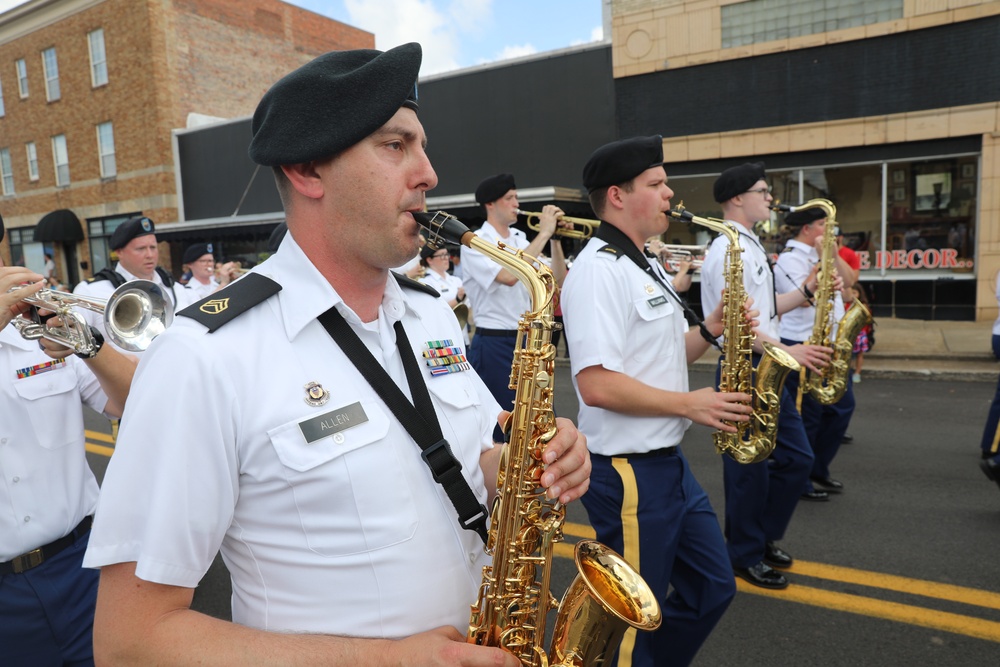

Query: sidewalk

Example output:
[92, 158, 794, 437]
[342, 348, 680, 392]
[685, 318, 998, 383]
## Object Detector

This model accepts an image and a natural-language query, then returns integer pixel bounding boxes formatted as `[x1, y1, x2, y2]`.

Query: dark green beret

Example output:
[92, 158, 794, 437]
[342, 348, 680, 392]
[713, 162, 766, 203]
[784, 207, 827, 227]
[183, 242, 214, 264]
[249, 43, 422, 166]
[475, 173, 516, 205]
[110, 216, 155, 251]
[582, 135, 664, 193]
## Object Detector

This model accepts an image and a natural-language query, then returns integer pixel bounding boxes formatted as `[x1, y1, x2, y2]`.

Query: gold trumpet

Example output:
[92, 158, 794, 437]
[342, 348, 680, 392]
[517, 209, 600, 240]
[8, 280, 174, 355]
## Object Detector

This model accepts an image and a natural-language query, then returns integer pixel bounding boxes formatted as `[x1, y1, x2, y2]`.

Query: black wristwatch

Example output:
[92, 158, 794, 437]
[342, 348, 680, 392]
[76, 326, 105, 360]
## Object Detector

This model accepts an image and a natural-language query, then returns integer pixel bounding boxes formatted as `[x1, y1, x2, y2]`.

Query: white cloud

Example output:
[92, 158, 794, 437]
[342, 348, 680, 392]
[0, 0, 28, 13]
[344, 0, 466, 75]
[494, 43, 537, 61]
[591, 24, 604, 42]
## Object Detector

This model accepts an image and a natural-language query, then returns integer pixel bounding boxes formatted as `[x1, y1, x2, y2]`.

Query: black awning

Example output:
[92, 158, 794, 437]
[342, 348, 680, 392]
[35, 209, 84, 243]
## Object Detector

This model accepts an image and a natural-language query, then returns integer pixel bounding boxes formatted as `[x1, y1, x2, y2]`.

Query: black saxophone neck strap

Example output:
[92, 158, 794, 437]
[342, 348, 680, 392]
[317, 306, 489, 543]
[596, 222, 721, 350]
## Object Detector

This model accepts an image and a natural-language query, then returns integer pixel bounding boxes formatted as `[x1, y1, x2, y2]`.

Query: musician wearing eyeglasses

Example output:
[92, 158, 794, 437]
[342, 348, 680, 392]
[561, 136, 757, 667]
[462, 174, 567, 412]
[0, 215, 137, 665]
[700, 162, 833, 590]
[417, 244, 465, 309]
[82, 44, 588, 666]
[72, 216, 178, 355]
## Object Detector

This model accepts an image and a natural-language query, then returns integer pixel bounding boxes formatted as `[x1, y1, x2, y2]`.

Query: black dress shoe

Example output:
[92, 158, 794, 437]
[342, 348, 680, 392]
[981, 458, 1000, 491]
[811, 476, 844, 493]
[764, 542, 793, 569]
[734, 561, 788, 589]
[800, 490, 830, 501]
[841, 433, 854, 444]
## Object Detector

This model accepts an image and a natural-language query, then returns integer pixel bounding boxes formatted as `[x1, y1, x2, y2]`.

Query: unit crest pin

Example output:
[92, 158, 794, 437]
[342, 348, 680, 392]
[304, 381, 330, 407]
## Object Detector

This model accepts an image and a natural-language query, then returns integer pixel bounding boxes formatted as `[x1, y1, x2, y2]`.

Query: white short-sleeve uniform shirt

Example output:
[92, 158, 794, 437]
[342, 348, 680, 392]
[419, 269, 464, 303]
[0, 327, 108, 560]
[774, 239, 845, 342]
[460, 224, 530, 329]
[561, 238, 691, 456]
[84, 234, 500, 637]
[701, 222, 779, 341]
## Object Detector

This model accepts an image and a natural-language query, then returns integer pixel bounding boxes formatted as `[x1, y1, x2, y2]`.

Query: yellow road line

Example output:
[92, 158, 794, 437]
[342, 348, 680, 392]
[735, 580, 1000, 643]
[85, 429, 115, 444]
[789, 560, 1000, 612]
[85, 442, 115, 457]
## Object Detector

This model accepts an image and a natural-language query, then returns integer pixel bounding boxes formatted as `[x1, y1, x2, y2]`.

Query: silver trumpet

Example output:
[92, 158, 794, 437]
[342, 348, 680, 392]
[8, 280, 173, 355]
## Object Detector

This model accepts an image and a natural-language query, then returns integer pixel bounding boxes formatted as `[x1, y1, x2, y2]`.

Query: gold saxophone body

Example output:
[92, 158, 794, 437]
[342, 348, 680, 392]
[773, 199, 871, 405]
[413, 211, 661, 667]
[670, 205, 801, 464]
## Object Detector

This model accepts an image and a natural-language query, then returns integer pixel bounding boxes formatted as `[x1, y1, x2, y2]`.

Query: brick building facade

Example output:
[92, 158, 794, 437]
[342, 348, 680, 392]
[0, 0, 371, 285]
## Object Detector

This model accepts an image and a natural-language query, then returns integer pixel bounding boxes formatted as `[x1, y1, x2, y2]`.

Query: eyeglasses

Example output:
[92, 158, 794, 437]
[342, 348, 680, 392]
[431, 253, 449, 259]
[744, 186, 772, 195]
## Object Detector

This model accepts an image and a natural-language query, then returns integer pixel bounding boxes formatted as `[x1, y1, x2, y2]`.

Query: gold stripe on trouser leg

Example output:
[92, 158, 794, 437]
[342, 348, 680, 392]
[990, 419, 1000, 456]
[796, 367, 806, 412]
[611, 457, 642, 667]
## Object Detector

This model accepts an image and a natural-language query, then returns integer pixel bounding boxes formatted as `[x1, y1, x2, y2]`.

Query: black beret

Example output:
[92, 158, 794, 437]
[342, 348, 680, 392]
[109, 216, 155, 251]
[713, 162, 766, 203]
[267, 222, 288, 253]
[784, 207, 827, 227]
[475, 173, 516, 205]
[182, 242, 214, 264]
[249, 43, 422, 166]
[582, 135, 664, 193]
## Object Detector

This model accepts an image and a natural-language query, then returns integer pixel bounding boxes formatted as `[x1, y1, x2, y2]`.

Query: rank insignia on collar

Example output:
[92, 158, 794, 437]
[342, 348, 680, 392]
[304, 381, 330, 407]
[422, 339, 470, 377]
[199, 298, 230, 315]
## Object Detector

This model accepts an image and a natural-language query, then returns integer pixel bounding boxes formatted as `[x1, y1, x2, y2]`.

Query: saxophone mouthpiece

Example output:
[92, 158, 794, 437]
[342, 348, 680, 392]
[668, 203, 694, 221]
[412, 210, 475, 249]
[770, 202, 795, 212]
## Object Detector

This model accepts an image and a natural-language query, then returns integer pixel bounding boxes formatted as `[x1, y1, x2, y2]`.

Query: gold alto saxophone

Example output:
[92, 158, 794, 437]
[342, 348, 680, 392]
[773, 199, 871, 405]
[413, 211, 661, 667]
[670, 205, 801, 464]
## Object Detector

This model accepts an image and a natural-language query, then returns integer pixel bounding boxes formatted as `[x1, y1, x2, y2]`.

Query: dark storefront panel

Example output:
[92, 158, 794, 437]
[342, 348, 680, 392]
[868, 279, 976, 321]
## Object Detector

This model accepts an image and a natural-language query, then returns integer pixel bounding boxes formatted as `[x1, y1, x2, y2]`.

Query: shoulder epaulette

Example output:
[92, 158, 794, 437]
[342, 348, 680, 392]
[781, 246, 795, 253]
[178, 273, 282, 332]
[392, 271, 440, 298]
[597, 245, 623, 259]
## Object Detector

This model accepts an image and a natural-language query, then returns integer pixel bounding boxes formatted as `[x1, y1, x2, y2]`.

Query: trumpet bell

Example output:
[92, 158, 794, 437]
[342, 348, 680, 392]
[106, 281, 174, 351]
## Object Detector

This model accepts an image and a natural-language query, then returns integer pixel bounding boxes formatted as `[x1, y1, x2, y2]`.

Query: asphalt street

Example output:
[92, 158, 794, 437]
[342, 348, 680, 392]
[84, 368, 1000, 666]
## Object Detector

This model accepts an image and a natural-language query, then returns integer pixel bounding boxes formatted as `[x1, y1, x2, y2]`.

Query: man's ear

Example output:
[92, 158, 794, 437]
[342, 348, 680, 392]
[605, 185, 626, 211]
[280, 162, 324, 200]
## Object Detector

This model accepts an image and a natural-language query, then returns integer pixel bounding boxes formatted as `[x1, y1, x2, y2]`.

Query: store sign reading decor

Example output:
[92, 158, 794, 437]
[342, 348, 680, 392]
[856, 248, 972, 271]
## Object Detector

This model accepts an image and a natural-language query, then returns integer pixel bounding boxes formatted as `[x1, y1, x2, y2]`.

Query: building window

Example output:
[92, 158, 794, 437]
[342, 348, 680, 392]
[96, 121, 116, 178]
[722, 0, 904, 48]
[0, 76, 5, 116]
[88, 28, 108, 87]
[15, 58, 28, 98]
[41, 47, 60, 101]
[25, 141, 38, 181]
[7, 226, 38, 268]
[51, 134, 70, 186]
[0, 148, 13, 195]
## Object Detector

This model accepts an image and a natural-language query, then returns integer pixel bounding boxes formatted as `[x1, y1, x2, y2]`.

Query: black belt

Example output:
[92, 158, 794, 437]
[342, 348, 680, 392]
[0, 515, 93, 575]
[600, 447, 679, 461]
[474, 327, 518, 338]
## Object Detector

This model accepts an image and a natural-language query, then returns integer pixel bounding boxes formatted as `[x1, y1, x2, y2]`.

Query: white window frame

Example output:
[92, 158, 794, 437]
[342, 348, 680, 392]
[0, 148, 14, 196]
[41, 47, 60, 101]
[15, 58, 28, 98]
[25, 142, 38, 181]
[88, 28, 108, 87]
[96, 121, 116, 178]
[51, 134, 69, 186]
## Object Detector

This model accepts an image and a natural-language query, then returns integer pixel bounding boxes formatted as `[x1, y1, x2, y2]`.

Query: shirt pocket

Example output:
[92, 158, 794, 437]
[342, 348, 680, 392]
[630, 290, 678, 365]
[266, 399, 419, 556]
[425, 374, 490, 479]
[13, 367, 79, 449]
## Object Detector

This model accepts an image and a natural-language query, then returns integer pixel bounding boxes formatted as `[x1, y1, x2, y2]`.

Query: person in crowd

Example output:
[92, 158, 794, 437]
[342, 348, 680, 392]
[175, 243, 241, 309]
[773, 207, 854, 501]
[979, 270, 1000, 492]
[72, 216, 178, 355]
[43, 252, 56, 279]
[846, 282, 872, 383]
[561, 135, 758, 667]
[417, 243, 465, 309]
[1, 215, 138, 666]
[461, 174, 567, 412]
[700, 162, 832, 589]
[82, 43, 589, 666]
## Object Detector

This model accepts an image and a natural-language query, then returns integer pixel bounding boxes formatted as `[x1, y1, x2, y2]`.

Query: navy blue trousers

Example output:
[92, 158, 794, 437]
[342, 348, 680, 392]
[718, 356, 813, 568]
[979, 334, 1000, 462]
[468, 331, 517, 412]
[0, 534, 99, 666]
[582, 450, 735, 667]
[781, 338, 856, 492]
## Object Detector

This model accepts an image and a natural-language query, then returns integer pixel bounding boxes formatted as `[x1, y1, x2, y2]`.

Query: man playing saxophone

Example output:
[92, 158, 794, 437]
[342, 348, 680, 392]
[81, 44, 590, 666]
[700, 162, 833, 590]
[773, 207, 856, 500]
[561, 136, 756, 667]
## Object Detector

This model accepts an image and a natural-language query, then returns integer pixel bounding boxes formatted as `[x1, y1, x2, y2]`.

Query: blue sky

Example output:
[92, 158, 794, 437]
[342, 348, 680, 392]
[0, 0, 605, 77]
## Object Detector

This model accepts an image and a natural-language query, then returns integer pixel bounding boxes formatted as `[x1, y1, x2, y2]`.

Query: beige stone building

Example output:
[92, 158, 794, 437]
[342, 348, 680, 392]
[0, 0, 371, 286]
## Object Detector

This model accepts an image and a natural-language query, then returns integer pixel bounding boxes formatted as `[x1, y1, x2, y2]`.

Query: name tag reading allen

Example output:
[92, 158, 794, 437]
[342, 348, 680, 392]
[298, 401, 369, 444]
[647, 295, 667, 308]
